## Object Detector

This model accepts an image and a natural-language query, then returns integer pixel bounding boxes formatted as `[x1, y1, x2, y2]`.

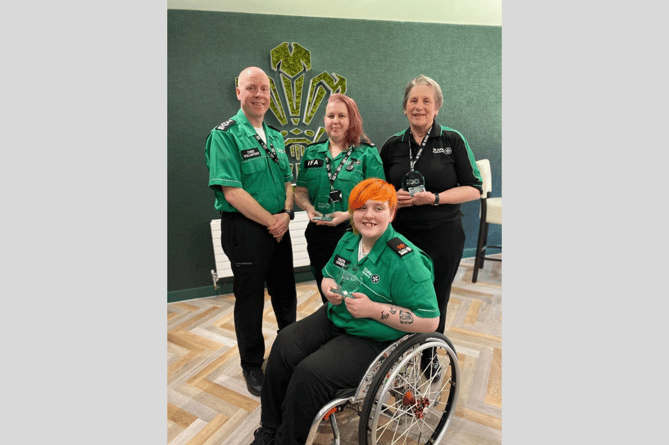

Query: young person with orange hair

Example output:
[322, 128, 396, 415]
[251, 178, 439, 445]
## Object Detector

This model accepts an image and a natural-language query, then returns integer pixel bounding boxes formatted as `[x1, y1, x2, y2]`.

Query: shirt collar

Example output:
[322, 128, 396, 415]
[402, 119, 441, 143]
[359, 224, 398, 265]
[235, 108, 267, 138]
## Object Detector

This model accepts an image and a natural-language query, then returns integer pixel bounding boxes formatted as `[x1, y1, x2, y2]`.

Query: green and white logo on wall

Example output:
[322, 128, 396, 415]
[268, 42, 347, 180]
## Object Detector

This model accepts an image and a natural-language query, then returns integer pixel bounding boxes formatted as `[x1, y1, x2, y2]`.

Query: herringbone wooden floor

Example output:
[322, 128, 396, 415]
[167, 256, 501, 444]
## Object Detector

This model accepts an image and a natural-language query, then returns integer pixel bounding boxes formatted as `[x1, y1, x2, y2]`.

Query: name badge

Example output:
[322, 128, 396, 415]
[241, 148, 261, 159]
[305, 159, 324, 168]
[333, 254, 351, 269]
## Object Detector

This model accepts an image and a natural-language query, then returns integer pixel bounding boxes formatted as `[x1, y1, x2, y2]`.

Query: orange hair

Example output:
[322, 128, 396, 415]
[348, 178, 398, 213]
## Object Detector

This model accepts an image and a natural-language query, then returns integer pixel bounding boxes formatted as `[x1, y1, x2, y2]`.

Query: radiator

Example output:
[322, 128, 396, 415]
[210, 211, 311, 288]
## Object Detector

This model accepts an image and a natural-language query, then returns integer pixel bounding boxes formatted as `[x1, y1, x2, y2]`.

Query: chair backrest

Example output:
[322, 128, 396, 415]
[476, 159, 492, 198]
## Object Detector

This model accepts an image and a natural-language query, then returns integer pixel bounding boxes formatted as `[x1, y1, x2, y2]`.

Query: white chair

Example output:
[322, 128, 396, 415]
[472, 159, 502, 283]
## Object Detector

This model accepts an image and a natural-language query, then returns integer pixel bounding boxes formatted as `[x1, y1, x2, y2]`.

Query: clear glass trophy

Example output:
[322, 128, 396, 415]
[402, 171, 426, 196]
[313, 195, 335, 221]
[331, 266, 361, 298]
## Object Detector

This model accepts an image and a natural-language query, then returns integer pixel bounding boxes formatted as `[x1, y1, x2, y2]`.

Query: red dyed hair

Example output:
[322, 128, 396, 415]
[348, 178, 398, 213]
[327, 93, 369, 148]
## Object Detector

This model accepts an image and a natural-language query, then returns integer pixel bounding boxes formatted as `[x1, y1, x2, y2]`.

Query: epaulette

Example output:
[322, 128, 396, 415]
[306, 139, 328, 148]
[216, 119, 236, 131]
[267, 124, 281, 133]
[361, 139, 376, 147]
[386, 237, 413, 258]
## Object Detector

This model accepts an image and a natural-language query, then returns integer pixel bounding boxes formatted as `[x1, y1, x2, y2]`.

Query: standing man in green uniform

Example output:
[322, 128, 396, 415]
[205, 66, 297, 397]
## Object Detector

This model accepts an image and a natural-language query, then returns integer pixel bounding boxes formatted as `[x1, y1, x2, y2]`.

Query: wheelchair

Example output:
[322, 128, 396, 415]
[304, 332, 460, 445]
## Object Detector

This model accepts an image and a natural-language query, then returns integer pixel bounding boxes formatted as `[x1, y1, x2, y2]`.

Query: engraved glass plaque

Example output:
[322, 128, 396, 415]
[313, 195, 335, 221]
[402, 171, 426, 196]
[332, 266, 361, 298]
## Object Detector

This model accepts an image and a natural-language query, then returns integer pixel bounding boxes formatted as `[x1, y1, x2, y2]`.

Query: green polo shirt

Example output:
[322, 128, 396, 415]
[296, 140, 385, 213]
[205, 108, 293, 213]
[322, 225, 439, 342]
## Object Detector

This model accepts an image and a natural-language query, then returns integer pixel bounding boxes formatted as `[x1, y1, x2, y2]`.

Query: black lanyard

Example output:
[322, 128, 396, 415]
[408, 125, 432, 172]
[253, 134, 279, 165]
[324, 145, 354, 191]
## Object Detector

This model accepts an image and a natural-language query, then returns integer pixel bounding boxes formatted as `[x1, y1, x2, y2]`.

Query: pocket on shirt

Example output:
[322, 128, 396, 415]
[241, 157, 265, 175]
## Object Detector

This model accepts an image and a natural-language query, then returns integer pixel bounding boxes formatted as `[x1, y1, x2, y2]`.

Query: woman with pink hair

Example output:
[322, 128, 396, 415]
[295, 94, 385, 304]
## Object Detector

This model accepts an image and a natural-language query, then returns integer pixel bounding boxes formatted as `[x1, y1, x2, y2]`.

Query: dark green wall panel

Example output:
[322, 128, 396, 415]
[168, 9, 501, 294]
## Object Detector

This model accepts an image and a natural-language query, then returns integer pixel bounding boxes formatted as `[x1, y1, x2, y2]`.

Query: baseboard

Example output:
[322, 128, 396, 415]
[167, 250, 501, 303]
[167, 266, 316, 303]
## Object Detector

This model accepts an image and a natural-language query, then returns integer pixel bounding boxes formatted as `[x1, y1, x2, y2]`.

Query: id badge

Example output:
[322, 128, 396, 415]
[330, 189, 343, 202]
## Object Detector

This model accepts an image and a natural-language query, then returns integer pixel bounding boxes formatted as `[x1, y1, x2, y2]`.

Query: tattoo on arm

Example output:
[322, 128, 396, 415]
[381, 311, 389, 320]
[399, 310, 414, 324]
[389, 306, 397, 314]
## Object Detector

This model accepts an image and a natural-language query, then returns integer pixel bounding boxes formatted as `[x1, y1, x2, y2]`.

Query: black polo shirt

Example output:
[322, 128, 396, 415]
[380, 121, 482, 229]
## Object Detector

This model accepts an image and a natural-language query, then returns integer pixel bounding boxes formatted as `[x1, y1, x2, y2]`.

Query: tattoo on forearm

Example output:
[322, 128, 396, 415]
[389, 306, 397, 314]
[399, 310, 414, 324]
[381, 311, 389, 320]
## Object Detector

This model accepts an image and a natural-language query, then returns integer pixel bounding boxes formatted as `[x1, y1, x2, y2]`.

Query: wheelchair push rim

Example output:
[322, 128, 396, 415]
[358, 333, 460, 445]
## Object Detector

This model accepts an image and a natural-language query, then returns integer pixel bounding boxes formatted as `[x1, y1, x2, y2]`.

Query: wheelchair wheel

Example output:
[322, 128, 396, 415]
[358, 333, 459, 445]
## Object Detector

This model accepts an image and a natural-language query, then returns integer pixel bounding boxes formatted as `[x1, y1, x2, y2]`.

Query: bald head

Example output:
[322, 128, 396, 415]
[238, 66, 268, 83]
[236, 67, 271, 126]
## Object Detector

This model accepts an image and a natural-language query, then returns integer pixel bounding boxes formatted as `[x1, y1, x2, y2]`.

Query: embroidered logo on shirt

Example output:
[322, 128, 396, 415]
[305, 159, 324, 168]
[387, 238, 413, 257]
[333, 255, 351, 269]
[371, 274, 380, 283]
[241, 148, 262, 159]
[433, 146, 452, 155]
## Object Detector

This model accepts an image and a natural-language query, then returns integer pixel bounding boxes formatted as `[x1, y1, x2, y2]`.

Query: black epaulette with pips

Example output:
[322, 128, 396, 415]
[386, 237, 413, 257]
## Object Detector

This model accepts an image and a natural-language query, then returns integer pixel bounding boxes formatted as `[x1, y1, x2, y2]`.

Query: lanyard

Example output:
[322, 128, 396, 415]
[253, 134, 279, 165]
[408, 125, 432, 172]
[324, 145, 354, 191]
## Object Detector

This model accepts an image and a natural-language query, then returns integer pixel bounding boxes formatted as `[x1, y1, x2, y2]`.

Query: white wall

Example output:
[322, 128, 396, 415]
[167, 0, 502, 26]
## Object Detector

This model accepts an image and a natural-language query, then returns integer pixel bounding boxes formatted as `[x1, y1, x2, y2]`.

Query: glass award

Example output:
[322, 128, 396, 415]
[402, 171, 426, 196]
[313, 195, 335, 221]
[332, 266, 361, 298]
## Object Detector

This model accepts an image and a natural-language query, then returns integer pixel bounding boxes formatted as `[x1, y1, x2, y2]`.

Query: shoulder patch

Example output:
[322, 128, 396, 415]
[386, 237, 414, 257]
[216, 119, 236, 131]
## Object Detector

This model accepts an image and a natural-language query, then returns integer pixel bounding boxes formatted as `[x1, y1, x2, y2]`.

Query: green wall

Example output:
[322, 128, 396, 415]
[168, 9, 501, 301]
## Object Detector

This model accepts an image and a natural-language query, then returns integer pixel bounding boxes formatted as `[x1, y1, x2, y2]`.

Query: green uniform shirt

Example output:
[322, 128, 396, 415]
[323, 225, 440, 342]
[296, 140, 385, 213]
[205, 108, 293, 213]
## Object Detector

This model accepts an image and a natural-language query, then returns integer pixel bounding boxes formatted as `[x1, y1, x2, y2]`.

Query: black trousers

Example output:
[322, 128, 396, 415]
[219, 212, 297, 370]
[304, 222, 349, 304]
[393, 218, 465, 333]
[260, 305, 392, 445]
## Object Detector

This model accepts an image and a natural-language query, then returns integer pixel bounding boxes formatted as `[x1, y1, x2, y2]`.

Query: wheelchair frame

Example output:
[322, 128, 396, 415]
[304, 332, 460, 445]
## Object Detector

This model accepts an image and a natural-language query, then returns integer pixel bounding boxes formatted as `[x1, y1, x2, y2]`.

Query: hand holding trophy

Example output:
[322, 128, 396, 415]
[312, 194, 335, 221]
[331, 266, 361, 298]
